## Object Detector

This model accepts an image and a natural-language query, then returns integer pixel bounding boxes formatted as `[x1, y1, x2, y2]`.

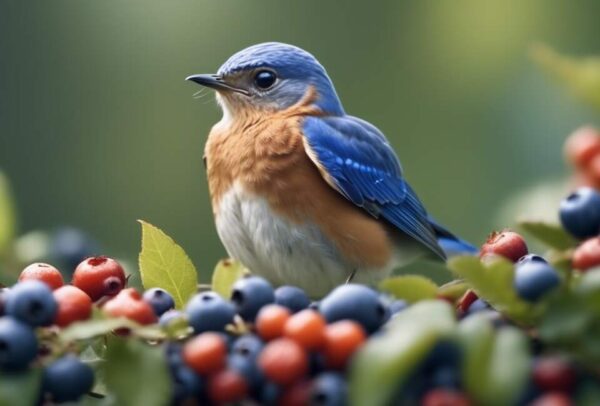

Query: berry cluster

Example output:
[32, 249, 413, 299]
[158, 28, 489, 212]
[168, 280, 384, 405]
[0, 256, 131, 403]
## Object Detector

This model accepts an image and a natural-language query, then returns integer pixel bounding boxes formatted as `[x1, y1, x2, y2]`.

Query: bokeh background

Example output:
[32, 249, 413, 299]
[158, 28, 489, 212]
[1, 1, 600, 282]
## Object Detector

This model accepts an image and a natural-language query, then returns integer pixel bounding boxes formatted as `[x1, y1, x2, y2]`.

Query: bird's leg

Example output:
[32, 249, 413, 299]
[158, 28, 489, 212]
[346, 269, 357, 284]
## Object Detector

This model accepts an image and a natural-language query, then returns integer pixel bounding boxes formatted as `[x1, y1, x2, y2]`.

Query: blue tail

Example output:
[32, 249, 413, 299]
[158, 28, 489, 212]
[428, 216, 479, 258]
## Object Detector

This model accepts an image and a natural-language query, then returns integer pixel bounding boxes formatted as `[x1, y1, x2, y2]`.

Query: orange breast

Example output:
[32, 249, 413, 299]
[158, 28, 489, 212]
[204, 94, 393, 269]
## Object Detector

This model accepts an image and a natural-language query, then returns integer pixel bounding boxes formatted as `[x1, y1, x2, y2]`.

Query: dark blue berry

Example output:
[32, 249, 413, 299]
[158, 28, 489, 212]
[232, 334, 264, 361]
[318, 284, 390, 333]
[185, 291, 236, 333]
[172, 364, 206, 403]
[159, 309, 185, 327]
[467, 299, 491, 314]
[42, 355, 94, 403]
[389, 299, 408, 315]
[311, 372, 347, 406]
[143, 288, 175, 316]
[274, 286, 310, 313]
[0, 288, 8, 316]
[559, 187, 600, 239]
[514, 260, 560, 302]
[422, 341, 462, 372]
[0, 317, 38, 371]
[231, 276, 275, 322]
[517, 254, 548, 265]
[259, 381, 281, 406]
[430, 366, 461, 389]
[228, 354, 264, 393]
[5, 280, 57, 327]
[50, 227, 99, 272]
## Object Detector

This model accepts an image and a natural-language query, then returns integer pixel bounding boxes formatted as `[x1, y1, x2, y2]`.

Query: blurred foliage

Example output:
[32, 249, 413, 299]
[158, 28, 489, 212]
[0, 172, 16, 258]
[533, 44, 600, 111]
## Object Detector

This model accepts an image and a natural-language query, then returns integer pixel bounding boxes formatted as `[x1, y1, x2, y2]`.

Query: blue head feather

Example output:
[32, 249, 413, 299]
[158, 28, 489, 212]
[217, 42, 345, 115]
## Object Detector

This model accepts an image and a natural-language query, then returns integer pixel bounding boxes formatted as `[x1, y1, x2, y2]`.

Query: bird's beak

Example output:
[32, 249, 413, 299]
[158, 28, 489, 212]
[185, 74, 249, 96]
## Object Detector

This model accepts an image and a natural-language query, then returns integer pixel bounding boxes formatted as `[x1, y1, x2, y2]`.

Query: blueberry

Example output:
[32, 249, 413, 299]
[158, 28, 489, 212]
[559, 187, 600, 239]
[389, 299, 408, 315]
[232, 334, 264, 361]
[259, 381, 282, 406]
[231, 276, 275, 321]
[50, 227, 100, 272]
[517, 254, 548, 265]
[514, 260, 560, 302]
[143, 288, 175, 316]
[311, 372, 347, 406]
[0, 288, 9, 316]
[467, 299, 491, 314]
[159, 309, 185, 327]
[0, 317, 38, 370]
[228, 354, 264, 394]
[42, 354, 94, 403]
[172, 364, 206, 403]
[185, 291, 236, 333]
[5, 280, 57, 327]
[422, 341, 461, 372]
[430, 366, 461, 389]
[318, 284, 390, 333]
[274, 286, 310, 313]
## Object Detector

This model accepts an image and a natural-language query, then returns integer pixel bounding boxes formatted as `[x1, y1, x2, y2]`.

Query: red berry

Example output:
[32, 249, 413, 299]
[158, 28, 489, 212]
[533, 356, 577, 393]
[480, 230, 528, 263]
[283, 310, 326, 351]
[572, 237, 600, 271]
[72, 256, 126, 301]
[457, 290, 478, 313]
[530, 392, 573, 406]
[422, 389, 471, 406]
[207, 369, 248, 404]
[183, 332, 227, 376]
[19, 263, 64, 290]
[258, 338, 308, 386]
[53, 285, 92, 327]
[256, 304, 291, 341]
[564, 126, 600, 168]
[323, 320, 366, 369]
[102, 288, 156, 325]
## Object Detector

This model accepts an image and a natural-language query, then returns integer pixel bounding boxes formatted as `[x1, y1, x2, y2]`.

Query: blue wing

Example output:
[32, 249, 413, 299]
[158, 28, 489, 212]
[302, 115, 446, 259]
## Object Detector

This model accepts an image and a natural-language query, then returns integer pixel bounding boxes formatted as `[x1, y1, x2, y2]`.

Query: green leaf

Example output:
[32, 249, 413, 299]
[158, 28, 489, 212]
[458, 315, 530, 406]
[0, 369, 42, 406]
[60, 318, 139, 342]
[139, 220, 198, 309]
[448, 256, 541, 325]
[104, 337, 171, 406]
[519, 220, 577, 251]
[539, 293, 592, 344]
[438, 280, 470, 301]
[349, 301, 456, 406]
[532, 44, 600, 111]
[0, 171, 16, 257]
[379, 275, 438, 303]
[211, 259, 249, 299]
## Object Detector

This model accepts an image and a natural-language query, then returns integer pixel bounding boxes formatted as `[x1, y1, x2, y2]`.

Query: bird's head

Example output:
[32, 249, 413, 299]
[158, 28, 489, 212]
[187, 42, 344, 119]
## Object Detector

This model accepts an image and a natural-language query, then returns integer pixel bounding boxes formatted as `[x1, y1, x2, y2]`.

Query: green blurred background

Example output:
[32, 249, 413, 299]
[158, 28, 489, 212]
[1, 0, 599, 281]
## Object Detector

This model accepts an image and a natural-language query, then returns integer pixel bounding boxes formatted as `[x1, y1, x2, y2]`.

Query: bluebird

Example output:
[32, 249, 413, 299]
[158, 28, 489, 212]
[187, 42, 475, 298]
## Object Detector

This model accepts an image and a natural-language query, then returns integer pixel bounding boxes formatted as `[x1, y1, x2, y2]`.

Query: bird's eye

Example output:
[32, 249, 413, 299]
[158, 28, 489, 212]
[254, 70, 277, 89]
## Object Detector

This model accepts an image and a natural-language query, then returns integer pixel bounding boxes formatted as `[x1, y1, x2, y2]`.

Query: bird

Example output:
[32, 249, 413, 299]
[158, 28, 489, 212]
[187, 42, 475, 298]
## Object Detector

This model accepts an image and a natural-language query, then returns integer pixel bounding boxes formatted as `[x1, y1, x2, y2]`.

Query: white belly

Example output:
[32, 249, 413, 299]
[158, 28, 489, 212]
[214, 183, 418, 298]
